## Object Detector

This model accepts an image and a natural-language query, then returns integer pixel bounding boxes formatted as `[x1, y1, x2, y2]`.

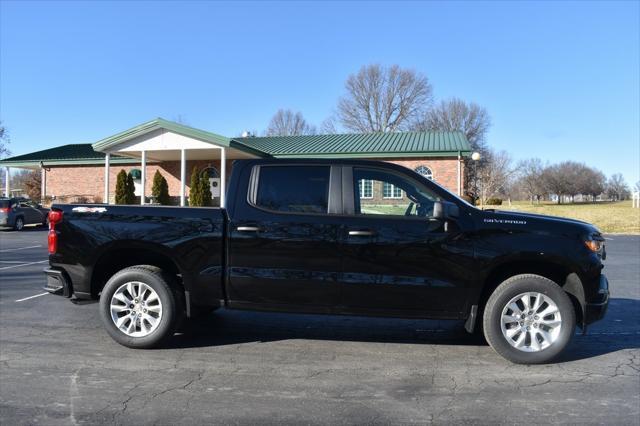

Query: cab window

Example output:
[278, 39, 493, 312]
[255, 166, 330, 214]
[353, 168, 440, 218]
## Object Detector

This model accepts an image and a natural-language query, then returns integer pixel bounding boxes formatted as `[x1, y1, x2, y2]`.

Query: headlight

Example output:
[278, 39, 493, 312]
[584, 239, 603, 253]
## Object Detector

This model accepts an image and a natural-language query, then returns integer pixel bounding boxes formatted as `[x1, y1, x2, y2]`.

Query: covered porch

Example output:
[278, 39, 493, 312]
[92, 119, 266, 207]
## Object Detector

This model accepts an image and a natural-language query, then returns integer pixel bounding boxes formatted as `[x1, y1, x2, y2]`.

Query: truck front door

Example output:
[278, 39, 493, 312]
[338, 166, 474, 316]
[227, 164, 343, 311]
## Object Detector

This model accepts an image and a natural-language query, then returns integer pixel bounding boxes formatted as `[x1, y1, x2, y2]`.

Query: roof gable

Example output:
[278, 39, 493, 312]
[92, 118, 233, 152]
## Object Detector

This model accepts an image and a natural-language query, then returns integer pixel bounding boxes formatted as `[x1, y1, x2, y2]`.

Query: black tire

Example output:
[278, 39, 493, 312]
[99, 265, 183, 349]
[14, 216, 24, 231]
[483, 274, 576, 364]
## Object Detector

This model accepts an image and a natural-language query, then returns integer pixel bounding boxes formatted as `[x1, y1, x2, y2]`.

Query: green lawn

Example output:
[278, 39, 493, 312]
[361, 200, 640, 234]
[498, 200, 640, 234]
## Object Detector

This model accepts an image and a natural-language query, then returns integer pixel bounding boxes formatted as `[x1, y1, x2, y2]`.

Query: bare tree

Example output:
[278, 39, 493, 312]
[415, 98, 492, 198]
[541, 162, 571, 204]
[576, 166, 606, 201]
[337, 64, 433, 133]
[515, 158, 546, 203]
[606, 173, 630, 201]
[477, 149, 515, 205]
[9, 169, 41, 200]
[319, 116, 339, 134]
[265, 109, 316, 136]
[413, 98, 491, 154]
[0, 121, 10, 158]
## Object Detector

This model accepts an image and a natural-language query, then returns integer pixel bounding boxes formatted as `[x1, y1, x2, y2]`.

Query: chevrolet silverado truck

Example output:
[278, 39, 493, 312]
[44, 159, 609, 364]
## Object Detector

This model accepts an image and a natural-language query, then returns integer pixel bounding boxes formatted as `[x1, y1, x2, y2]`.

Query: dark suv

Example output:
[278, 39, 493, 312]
[0, 197, 50, 231]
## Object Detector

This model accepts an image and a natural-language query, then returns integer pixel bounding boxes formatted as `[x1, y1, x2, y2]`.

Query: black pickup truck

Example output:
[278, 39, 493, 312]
[44, 159, 609, 364]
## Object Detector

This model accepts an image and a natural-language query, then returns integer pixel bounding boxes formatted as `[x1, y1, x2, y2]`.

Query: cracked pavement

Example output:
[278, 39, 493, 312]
[1, 228, 638, 424]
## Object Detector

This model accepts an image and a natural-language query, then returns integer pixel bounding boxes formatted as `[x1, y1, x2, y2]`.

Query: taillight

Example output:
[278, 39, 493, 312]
[48, 210, 63, 226]
[48, 210, 63, 254]
[48, 229, 57, 254]
[0, 207, 9, 213]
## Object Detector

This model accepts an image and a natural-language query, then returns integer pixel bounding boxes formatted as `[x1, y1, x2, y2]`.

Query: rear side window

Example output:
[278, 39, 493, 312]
[255, 166, 330, 214]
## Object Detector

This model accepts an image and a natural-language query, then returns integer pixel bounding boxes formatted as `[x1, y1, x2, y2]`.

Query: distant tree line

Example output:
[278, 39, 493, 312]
[489, 158, 632, 204]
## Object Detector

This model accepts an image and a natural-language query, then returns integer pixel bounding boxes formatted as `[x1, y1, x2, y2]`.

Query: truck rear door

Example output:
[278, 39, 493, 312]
[226, 163, 343, 311]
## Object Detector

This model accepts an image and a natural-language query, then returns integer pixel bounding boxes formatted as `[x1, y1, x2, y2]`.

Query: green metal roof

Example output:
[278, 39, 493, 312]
[0, 119, 471, 168]
[232, 131, 471, 158]
[0, 144, 138, 167]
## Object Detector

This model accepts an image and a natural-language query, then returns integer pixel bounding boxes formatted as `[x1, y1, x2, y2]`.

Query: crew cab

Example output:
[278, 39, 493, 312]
[44, 159, 609, 363]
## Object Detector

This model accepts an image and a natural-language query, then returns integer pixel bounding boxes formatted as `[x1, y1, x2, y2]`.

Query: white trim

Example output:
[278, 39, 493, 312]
[180, 149, 186, 207]
[4, 167, 9, 197]
[382, 182, 403, 199]
[104, 154, 110, 204]
[220, 147, 226, 208]
[457, 154, 461, 195]
[140, 151, 146, 205]
[359, 179, 373, 199]
[41, 167, 46, 202]
[415, 165, 434, 181]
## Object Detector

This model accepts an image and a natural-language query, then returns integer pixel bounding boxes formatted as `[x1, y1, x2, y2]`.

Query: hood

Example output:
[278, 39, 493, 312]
[478, 208, 600, 238]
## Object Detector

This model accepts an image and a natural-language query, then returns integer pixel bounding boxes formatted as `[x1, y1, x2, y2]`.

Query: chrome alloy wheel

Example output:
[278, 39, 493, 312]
[110, 281, 163, 337]
[500, 292, 562, 352]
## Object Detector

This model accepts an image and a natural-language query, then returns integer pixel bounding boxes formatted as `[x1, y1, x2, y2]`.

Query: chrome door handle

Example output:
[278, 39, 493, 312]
[348, 230, 375, 236]
[237, 226, 261, 232]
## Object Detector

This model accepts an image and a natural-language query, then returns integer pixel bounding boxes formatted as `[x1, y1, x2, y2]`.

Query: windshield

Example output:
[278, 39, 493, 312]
[0, 200, 9, 208]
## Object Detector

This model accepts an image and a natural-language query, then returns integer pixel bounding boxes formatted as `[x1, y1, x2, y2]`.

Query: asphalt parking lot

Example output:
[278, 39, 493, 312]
[0, 227, 638, 425]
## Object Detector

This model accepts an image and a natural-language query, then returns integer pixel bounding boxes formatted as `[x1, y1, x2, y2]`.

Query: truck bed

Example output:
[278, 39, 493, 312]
[48, 204, 226, 311]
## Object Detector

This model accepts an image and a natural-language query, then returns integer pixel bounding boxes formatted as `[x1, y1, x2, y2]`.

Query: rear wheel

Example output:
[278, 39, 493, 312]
[14, 217, 24, 231]
[483, 274, 575, 364]
[99, 266, 182, 348]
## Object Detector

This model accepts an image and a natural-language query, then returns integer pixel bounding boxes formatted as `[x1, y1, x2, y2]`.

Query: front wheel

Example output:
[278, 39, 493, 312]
[99, 266, 182, 348]
[14, 217, 24, 231]
[483, 274, 576, 364]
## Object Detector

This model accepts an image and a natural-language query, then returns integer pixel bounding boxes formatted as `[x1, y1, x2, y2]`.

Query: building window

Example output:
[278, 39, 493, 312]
[359, 179, 373, 199]
[415, 165, 434, 181]
[382, 182, 403, 199]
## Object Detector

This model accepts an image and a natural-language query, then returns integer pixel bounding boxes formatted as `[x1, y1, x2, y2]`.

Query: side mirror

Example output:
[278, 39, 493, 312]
[433, 201, 459, 220]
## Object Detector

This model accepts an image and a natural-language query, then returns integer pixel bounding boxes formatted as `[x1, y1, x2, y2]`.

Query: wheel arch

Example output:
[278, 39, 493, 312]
[90, 242, 185, 299]
[476, 257, 586, 329]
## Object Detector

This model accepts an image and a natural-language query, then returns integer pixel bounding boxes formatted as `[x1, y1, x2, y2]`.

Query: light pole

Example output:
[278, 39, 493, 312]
[471, 152, 481, 208]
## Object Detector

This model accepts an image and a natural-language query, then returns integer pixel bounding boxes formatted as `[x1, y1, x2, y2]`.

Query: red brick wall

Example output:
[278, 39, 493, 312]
[45, 159, 234, 204]
[44, 157, 464, 204]
[382, 157, 464, 194]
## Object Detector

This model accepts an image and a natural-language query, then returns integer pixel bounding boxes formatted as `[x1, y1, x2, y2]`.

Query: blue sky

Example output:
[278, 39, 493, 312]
[1, 1, 638, 185]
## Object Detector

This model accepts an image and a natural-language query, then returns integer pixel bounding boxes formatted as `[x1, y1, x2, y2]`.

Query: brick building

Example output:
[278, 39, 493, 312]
[0, 118, 471, 206]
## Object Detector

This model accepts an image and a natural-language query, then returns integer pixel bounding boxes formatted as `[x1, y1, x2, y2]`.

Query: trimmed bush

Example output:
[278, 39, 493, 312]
[125, 172, 136, 204]
[151, 170, 170, 205]
[115, 170, 128, 204]
[115, 169, 136, 204]
[189, 166, 202, 206]
[201, 172, 212, 207]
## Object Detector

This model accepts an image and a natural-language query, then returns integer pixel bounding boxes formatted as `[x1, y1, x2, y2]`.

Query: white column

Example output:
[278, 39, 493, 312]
[41, 167, 46, 203]
[457, 152, 462, 196]
[220, 147, 226, 208]
[104, 153, 110, 204]
[180, 149, 186, 207]
[140, 151, 146, 205]
[4, 167, 9, 197]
